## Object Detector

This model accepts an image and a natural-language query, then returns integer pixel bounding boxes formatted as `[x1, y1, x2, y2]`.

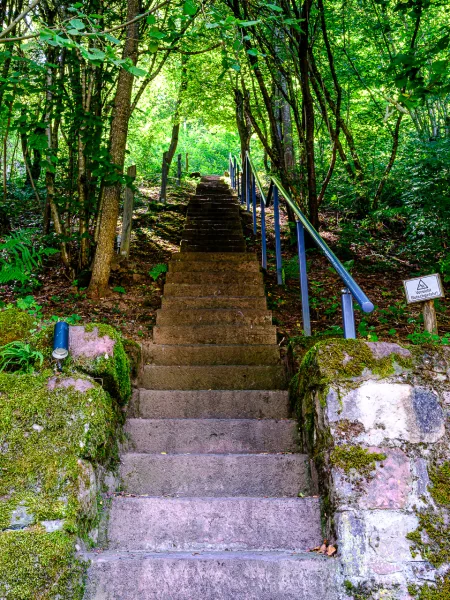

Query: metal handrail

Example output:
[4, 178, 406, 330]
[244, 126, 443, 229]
[270, 176, 374, 315]
[229, 150, 374, 339]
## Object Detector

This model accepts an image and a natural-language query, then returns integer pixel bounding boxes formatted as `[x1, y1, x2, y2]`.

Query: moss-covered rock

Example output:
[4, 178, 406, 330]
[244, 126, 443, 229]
[0, 528, 85, 600]
[68, 324, 131, 404]
[0, 371, 122, 598]
[0, 372, 119, 531]
[0, 307, 34, 346]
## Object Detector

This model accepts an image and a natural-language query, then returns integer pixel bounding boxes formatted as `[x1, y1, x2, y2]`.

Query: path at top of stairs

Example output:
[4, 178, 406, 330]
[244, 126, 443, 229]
[84, 176, 336, 600]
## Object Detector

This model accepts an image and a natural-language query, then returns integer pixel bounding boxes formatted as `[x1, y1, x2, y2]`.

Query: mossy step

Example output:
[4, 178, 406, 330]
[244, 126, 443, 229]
[168, 260, 260, 273]
[171, 252, 257, 261]
[143, 343, 280, 366]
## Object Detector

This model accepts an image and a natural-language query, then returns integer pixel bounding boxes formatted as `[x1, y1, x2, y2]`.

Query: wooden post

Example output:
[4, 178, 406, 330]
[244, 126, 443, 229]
[185, 152, 189, 174]
[120, 164, 136, 258]
[160, 151, 169, 203]
[177, 153, 182, 185]
[423, 299, 438, 335]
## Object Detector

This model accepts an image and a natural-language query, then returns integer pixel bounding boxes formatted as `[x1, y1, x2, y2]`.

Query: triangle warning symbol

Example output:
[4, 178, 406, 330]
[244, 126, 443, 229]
[417, 279, 428, 291]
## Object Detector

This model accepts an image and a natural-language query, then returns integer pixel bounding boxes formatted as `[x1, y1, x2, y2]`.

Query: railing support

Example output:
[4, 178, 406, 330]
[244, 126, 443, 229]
[246, 155, 251, 211]
[261, 195, 267, 270]
[341, 288, 356, 339]
[296, 221, 311, 336]
[251, 172, 257, 234]
[273, 185, 283, 285]
[237, 165, 241, 201]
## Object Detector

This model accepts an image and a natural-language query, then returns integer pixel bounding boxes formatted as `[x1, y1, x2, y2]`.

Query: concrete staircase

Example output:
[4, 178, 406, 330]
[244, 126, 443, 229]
[85, 177, 337, 599]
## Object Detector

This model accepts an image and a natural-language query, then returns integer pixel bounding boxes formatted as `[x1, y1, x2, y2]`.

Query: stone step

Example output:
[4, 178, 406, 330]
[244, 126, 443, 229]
[171, 252, 257, 262]
[143, 343, 280, 365]
[183, 227, 243, 235]
[168, 259, 260, 273]
[180, 243, 247, 252]
[163, 283, 264, 297]
[155, 308, 272, 326]
[129, 389, 290, 419]
[107, 496, 321, 552]
[124, 418, 299, 454]
[119, 453, 311, 496]
[152, 325, 277, 345]
[161, 296, 268, 309]
[166, 271, 261, 285]
[85, 551, 337, 600]
[140, 365, 286, 390]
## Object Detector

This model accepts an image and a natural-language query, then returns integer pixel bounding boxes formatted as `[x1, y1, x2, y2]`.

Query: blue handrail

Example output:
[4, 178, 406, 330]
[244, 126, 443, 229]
[230, 151, 374, 339]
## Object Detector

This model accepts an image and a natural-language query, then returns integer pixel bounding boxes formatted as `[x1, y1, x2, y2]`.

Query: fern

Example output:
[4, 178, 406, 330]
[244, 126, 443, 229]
[0, 229, 58, 286]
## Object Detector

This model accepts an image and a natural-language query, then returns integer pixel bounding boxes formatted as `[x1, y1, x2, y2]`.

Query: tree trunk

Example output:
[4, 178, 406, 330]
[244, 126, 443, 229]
[160, 58, 188, 202]
[88, 0, 139, 298]
[234, 87, 252, 206]
[298, 0, 319, 229]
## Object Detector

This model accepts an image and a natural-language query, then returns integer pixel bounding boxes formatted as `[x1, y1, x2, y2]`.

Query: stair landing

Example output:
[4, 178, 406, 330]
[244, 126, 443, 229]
[84, 176, 336, 599]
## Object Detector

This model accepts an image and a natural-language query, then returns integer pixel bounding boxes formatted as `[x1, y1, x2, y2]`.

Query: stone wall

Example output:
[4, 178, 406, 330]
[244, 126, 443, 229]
[291, 340, 450, 600]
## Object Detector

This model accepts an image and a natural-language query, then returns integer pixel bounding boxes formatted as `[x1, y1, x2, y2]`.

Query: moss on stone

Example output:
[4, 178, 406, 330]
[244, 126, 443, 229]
[0, 307, 34, 346]
[409, 575, 450, 600]
[429, 462, 450, 507]
[74, 323, 131, 404]
[407, 462, 450, 569]
[0, 528, 85, 600]
[0, 372, 119, 532]
[330, 445, 386, 476]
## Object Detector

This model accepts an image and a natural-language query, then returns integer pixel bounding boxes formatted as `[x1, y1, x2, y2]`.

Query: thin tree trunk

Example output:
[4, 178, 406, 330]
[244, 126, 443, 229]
[373, 114, 402, 209]
[88, 0, 140, 298]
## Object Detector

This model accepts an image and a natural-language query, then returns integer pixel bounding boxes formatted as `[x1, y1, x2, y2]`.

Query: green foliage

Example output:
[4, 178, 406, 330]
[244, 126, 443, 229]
[0, 229, 58, 287]
[406, 331, 450, 345]
[112, 285, 126, 294]
[0, 341, 44, 373]
[149, 263, 168, 281]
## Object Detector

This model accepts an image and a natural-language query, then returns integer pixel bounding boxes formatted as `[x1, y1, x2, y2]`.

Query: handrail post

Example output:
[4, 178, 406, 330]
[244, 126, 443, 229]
[237, 165, 241, 202]
[246, 155, 251, 211]
[341, 288, 356, 339]
[229, 153, 232, 186]
[296, 221, 311, 336]
[251, 171, 257, 235]
[273, 185, 283, 285]
[261, 194, 267, 270]
[233, 157, 237, 190]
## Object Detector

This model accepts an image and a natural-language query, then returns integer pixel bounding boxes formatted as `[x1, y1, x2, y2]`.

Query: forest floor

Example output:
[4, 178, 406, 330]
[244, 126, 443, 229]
[1, 179, 449, 364]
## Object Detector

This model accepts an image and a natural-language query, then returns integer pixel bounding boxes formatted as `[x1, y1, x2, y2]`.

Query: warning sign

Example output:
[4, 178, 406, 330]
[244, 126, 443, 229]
[403, 274, 444, 304]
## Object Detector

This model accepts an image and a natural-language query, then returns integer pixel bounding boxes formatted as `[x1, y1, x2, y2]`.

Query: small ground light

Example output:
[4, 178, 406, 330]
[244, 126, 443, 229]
[53, 321, 69, 361]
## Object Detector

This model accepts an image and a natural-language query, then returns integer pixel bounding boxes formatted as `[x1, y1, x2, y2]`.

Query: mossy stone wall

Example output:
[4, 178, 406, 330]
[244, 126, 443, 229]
[291, 339, 450, 600]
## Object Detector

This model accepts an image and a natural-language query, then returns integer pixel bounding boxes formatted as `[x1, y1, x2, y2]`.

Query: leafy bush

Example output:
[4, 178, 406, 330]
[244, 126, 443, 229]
[0, 341, 44, 373]
[0, 229, 58, 287]
[149, 263, 168, 281]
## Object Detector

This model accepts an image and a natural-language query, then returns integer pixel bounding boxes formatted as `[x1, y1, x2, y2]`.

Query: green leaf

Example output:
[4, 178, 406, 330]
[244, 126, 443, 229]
[238, 20, 259, 27]
[69, 18, 85, 30]
[247, 48, 258, 56]
[127, 65, 146, 77]
[104, 33, 121, 44]
[149, 28, 166, 39]
[266, 3, 283, 11]
[146, 15, 156, 24]
[183, 0, 197, 15]
[113, 286, 126, 294]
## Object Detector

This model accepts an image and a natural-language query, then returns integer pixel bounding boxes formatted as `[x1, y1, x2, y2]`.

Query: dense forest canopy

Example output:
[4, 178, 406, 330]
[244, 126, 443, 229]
[0, 0, 449, 327]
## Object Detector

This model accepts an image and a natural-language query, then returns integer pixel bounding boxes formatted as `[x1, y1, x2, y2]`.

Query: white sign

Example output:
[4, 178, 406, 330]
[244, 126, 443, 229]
[403, 273, 444, 304]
